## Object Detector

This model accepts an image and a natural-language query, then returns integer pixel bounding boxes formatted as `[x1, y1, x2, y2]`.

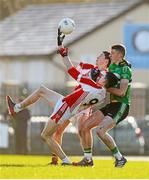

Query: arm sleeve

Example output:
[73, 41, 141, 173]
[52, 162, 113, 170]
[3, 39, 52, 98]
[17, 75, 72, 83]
[68, 66, 80, 80]
[79, 77, 102, 88]
[68, 66, 102, 88]
[79, 62, 94, 69]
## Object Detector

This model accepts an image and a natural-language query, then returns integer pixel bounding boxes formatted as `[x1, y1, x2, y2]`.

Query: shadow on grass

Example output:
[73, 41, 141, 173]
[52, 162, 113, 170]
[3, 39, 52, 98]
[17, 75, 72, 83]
[0, 164, 49, 167]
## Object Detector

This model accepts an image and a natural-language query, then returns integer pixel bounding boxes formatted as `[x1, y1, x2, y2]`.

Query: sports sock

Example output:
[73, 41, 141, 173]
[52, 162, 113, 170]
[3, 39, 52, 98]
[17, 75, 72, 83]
[62, 157, 71, 164]
[14, 103, 23, 113]
[84, 148, 92, 160]
[111, 147, 123, 160]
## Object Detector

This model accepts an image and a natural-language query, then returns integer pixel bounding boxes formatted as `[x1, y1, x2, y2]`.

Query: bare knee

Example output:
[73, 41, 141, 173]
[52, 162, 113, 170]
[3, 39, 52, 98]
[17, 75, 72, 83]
[41, 130, 52, 141]
[41, 131, 47, 141]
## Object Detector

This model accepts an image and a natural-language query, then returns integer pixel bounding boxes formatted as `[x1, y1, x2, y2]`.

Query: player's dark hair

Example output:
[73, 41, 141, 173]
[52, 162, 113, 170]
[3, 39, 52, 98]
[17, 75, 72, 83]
[105, 72, 119, 88]
[103, 51, 111, 67]
[111, 44, 126, 58]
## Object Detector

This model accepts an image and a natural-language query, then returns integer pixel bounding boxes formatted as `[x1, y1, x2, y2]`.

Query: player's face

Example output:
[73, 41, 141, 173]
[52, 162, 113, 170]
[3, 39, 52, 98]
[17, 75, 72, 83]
[96, 53, 108, 68]
[110, 49, 122, 63]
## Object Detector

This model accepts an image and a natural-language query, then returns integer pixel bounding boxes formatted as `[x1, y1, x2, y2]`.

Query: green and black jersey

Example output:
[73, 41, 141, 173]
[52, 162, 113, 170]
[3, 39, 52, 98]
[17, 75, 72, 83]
[100, 60, 132, 124]
[108, 61, 132, 105]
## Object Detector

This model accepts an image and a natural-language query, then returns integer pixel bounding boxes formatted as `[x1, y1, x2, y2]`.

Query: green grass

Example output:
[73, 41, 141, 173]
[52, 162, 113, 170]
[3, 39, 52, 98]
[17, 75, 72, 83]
[0, 155, 149, 179]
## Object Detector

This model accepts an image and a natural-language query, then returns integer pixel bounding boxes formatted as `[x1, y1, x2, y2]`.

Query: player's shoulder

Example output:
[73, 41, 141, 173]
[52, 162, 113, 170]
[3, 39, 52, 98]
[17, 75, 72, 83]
[119, 59, 132, 68]
[119, 60, 132, 73]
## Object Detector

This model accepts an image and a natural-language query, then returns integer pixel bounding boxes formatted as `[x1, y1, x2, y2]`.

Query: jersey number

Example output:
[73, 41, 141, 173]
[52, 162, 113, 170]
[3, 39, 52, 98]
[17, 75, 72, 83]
[83, 98, 99, 106]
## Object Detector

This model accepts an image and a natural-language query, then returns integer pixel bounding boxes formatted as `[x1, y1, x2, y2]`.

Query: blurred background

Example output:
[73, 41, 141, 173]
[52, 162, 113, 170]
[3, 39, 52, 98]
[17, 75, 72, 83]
[0, 0, 149, 156]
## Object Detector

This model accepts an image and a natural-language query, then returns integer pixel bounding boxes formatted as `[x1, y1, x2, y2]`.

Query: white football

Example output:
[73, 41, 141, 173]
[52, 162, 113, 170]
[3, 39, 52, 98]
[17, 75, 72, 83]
[58, 18, 75, 35]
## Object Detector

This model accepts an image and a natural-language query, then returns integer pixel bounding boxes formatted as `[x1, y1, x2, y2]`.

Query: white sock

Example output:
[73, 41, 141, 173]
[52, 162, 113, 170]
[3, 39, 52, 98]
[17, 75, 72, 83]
[113, 152, 123, 160]
[62, 157, 71, 164]
[84, 153, 92, 160]
[14, 103, 22, 113]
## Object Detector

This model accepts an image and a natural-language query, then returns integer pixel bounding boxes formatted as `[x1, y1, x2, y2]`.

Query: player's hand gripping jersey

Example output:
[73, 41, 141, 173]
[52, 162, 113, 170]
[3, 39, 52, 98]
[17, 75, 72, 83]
[51, 62, 107, 124]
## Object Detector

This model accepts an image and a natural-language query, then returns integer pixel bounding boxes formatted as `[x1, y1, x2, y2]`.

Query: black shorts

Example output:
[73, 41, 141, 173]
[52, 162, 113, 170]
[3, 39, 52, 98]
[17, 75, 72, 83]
[100, 102, 129, 124]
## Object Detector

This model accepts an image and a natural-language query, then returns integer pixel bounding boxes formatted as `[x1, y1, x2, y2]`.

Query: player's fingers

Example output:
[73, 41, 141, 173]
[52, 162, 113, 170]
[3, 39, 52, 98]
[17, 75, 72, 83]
[62, 35, 65, 39]
[58, 28, 61, 35]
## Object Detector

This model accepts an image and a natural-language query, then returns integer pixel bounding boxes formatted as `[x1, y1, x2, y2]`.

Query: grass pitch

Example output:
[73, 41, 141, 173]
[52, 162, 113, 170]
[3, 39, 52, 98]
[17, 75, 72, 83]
[0, 155, 149, 179]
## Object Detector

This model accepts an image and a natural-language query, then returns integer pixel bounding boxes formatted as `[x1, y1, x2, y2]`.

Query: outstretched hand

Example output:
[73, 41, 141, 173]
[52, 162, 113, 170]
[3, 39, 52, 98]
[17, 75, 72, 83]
[57, 28, 65, 46]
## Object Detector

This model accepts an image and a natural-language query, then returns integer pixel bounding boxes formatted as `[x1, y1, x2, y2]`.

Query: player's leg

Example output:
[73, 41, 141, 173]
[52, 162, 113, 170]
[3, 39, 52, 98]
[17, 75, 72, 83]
[53, 120, 70, 145]
[80, 110, 104, 149]
[42, 97, 74, 165]
[41, 118, 71, 165]
[19, 85, 63, 108]
[50, 120, 70, 165]
[96, 103, 129, 167]
[96, 116, 126, 167]
[96, 116, 117, 150]
[78, 113, 90, 150]
[73, 110, 105, 166]
[6, 85, 63, 115]
[78, 108, 93, 152]
[6, 85, 69, 164]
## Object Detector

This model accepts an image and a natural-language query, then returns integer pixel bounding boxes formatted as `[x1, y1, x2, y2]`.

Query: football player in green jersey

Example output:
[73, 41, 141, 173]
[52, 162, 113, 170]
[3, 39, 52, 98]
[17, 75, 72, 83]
[73, 44, 132, 167]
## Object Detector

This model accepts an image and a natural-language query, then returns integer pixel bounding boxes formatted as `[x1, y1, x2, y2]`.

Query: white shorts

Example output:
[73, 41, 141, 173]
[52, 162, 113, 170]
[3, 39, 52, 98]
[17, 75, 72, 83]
[50, 97, 78, 124]
[50, 97, 92, 125]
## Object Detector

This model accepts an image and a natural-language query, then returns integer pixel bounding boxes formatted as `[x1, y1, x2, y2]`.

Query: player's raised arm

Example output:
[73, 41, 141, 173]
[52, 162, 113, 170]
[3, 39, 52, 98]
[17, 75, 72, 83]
[57, 28, 65, 47]
[57, 28, 74, 70]
[58, 47, 74, 69]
